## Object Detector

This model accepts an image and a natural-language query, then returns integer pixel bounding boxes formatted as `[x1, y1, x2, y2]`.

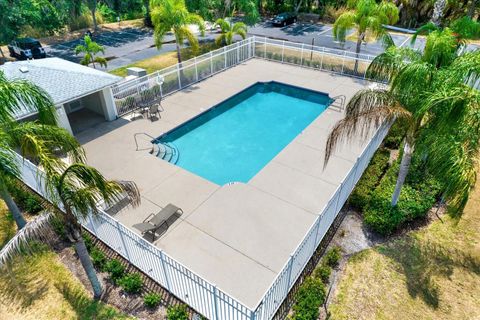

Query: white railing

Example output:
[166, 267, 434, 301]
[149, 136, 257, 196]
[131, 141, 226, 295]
[15, 154, 254, 320]
[111, 36, 378, 116]
[252, 124, 390, 319]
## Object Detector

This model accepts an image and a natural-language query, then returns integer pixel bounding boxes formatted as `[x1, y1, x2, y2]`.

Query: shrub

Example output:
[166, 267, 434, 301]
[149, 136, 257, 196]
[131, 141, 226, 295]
[349, 148, 390, 209]
[82, 232, 94, 252]
[313, 264, 331, 284]
[6, 178, 44, 215]
[291, 277, 326, 320]
[144, 292, 162, 309]
[167, 304, 189, 320]
[364, 161, 442, 235]
[383, 120, 406, 149]
[105, 259, 125, 282]
[90, 247, 107, 271]
[119, 273, 143, 294]
[324, 247, 342, 268]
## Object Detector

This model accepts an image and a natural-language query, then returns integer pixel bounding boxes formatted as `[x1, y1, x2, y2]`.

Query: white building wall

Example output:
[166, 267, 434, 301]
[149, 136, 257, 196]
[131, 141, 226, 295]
[55, 104, 73, 135]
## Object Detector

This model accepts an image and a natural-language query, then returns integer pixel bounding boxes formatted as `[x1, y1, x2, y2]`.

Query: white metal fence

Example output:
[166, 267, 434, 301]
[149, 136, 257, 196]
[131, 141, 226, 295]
[111, 36, 377, 116]
[15, 154, 254, 320]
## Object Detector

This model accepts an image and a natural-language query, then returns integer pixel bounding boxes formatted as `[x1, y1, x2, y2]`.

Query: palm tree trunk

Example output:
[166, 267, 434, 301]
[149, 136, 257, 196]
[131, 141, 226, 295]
[75, 235, 103, 299]
[90, 0, 98, 31]
[175, 41, 182, 64]
[295, 0, 304, 13]
[431, 0, 447, 26]
[391, 140, 414, 206]
[468, 0, 478, 18]
[0, 182, 26, 229]
[354, 33, 364, 75]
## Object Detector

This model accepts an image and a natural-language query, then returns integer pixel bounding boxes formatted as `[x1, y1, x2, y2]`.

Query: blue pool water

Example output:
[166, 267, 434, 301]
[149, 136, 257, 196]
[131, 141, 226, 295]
[156, 82, 331, 185]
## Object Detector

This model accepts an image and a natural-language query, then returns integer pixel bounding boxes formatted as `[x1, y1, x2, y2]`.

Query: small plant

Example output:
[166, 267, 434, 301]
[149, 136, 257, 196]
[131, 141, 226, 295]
[144, 292, 162, 309]
[105, 259, 125, 283]
[167, 304, 189, 320]
[324, 247, 342, 268]
[291, 277, 326, 320]
[119, 272, 143, 294]
[82, 232, 94, 252]
[90, 247, 107, 271]
[313, 263, 332, 284]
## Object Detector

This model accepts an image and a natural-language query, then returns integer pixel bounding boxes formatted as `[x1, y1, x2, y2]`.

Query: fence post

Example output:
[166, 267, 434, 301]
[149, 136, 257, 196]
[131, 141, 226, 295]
[159, 250, 172, 291]
[210, 52, 213, 75]
[252, 36, 255, 57]
[224, 46, 227, 69]
[320, 47, 325, 70]
[213, 285, 220, 320]
[312, 216, 322, 253]
[237, 41, 240, 64]
[177, 64, 182, 89]
[300, 43, 304, 65]
[285, 254, 294, 294]
[116, 220, 131, 260]
[341, 50, 346, 74]
[264, 37, 267, 58]
[334, 182, 344, 213]
[194, 56, 199, 82]
[281, 40, 285, 62]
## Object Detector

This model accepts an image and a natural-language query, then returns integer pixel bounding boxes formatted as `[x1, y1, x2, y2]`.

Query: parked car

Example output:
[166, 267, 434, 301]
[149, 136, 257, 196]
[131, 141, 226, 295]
[272, 12, 297, 27]
[8, 38, 46, 60]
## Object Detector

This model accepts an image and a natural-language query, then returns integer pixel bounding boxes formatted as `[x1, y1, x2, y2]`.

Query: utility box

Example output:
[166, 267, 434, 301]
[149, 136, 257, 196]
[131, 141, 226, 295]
[126, 67, 147, 78]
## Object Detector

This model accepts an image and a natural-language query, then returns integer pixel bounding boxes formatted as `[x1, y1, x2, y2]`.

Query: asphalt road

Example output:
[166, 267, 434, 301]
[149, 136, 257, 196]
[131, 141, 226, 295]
[43, 19, 477, 72]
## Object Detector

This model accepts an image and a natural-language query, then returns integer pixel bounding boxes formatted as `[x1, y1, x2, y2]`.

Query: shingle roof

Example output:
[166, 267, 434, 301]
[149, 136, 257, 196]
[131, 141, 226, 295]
[0, 58, 122, 116]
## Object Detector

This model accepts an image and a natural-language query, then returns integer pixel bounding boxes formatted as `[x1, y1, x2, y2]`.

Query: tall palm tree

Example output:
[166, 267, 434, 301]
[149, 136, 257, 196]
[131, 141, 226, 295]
[215, 18, 247, 46]
[325, 28, 480, 209]
[0, 163, 141, 299]
[150, 0, 205, 64]
[333, 0, 399, 74]
[75, 35, 107, 69]
[0, 71, 83, 230]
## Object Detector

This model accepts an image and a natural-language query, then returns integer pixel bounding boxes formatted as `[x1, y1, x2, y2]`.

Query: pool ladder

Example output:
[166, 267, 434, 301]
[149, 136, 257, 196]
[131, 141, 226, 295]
[330, 95, 346, 112]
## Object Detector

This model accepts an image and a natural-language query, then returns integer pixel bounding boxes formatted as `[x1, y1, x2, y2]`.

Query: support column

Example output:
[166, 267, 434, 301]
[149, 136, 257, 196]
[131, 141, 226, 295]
[100, 87, 118, 120]
[55, 104, 73, 135]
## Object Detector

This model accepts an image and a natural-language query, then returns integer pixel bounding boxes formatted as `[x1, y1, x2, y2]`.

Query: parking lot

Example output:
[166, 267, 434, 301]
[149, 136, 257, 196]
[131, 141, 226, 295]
[42, 19, 478, 72]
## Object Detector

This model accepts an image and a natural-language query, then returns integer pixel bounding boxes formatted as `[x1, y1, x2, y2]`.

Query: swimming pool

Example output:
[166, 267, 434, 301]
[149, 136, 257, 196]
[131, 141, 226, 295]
[156, 81, 332, 185]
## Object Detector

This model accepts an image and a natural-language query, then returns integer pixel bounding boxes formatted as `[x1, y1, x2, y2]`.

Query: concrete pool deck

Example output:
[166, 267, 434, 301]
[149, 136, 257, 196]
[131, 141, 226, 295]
[76, 59, 373, 308]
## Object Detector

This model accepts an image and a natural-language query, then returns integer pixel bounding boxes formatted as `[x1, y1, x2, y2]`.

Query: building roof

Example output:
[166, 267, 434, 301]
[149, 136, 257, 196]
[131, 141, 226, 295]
[0, 58, 122, 117]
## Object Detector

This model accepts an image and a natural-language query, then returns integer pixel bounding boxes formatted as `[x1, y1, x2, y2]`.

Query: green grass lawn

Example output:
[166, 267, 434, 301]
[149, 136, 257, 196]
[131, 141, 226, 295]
[329, 187, 480, 319]
[109, 42, 219, 77]
[0, 201, 132, 320]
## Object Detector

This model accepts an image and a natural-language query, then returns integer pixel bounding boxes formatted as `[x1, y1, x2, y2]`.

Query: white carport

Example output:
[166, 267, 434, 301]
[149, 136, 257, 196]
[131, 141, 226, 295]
[0, 58, 121, 135]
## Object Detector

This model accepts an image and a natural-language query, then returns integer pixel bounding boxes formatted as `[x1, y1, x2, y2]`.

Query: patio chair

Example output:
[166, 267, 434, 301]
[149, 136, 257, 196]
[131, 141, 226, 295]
[132, 203, 183, 242]
[148, 104, 161, 120]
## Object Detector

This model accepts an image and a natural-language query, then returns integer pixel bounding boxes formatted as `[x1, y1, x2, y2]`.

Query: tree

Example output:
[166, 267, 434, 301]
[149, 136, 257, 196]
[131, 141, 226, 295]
[215, 18, 247, 46]
[325, 27, 480, 209]
[0, 163, 141, 299]
[75, 35, 108, 69]
[333, 0, 399, 74]
[0, 71, 83, 230]
[85, 0, 99, 30]
[431, 0, 447, 26]
[151, 0, 205, 64]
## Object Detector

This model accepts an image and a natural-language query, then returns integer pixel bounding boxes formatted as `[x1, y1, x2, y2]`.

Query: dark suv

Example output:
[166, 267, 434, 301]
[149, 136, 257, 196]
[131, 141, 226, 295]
[8, 38, 46, 60]
[272, 12, 297, 27]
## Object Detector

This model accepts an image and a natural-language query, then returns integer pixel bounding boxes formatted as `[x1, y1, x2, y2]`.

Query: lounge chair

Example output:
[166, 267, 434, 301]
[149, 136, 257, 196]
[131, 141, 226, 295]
[148, 104, 160, 120]
[133, 204, 183, 242]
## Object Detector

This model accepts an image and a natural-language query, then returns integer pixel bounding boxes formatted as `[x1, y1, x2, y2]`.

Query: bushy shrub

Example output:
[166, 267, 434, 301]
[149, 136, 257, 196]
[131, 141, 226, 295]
[313, 264, 331, 284]
[291, 277, 326, 320]
[90, 247, 107, 271]
[364, 161, 442, 235]
[6, 178, 44, 215]
[167, 304, 189, 320]
[324, 247, 342, 267]
[383, 120, 406, 149]
[349, 148, 390, 209]
[144, 292, 162, 309]
[105, 259, 125, 282]
[119, 273, 143, 294]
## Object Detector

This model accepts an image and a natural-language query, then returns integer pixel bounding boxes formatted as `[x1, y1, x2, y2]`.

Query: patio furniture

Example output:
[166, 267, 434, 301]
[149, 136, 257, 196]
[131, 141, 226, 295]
[148, 104, 160, 119]
[132, 203, 183, 242]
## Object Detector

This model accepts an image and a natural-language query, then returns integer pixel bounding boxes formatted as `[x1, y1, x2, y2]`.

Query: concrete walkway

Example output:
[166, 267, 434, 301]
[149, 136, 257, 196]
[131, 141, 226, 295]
[76, 59, 373, 308]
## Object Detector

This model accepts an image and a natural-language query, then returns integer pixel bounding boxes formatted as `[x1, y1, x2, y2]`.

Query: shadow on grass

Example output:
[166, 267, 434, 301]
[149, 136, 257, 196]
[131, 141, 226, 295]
[377, 234, 480, 309]
[57, 282, 128, 320]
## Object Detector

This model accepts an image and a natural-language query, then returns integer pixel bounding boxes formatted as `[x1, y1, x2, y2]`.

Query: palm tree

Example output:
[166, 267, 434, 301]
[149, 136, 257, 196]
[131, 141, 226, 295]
[0, 163, 140, 299]
[150, 0, 205, 64]
[325, 27, 480, 209]
[75, 35, 107, 69]
[333, 0, 399, 74]
[0, 71, 83, 230]
[85, 0, 99, 31]
[215, 18, 247, 46]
